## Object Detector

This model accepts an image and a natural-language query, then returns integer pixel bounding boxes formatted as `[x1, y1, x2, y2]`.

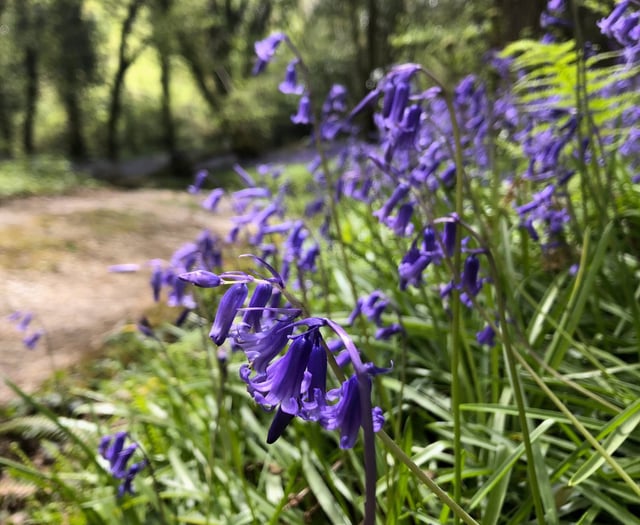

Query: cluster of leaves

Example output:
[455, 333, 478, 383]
[2, 1, 640, 524]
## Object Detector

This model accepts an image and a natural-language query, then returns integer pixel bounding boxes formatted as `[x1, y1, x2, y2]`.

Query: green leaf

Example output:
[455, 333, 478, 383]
[570, 398, 640, 486]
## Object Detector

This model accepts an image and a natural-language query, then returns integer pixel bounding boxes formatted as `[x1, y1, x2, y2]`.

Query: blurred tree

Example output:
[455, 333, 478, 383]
[106, 0, 149, 160]
[0, 0, 20, 156]
[15, 0, 45, 155]
[493, 0, 547, 45]
[46, 0, 99, 159]
[151, 0, 181, 172]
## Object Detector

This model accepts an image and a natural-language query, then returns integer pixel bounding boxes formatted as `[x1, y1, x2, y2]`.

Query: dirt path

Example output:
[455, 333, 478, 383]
[0, 188, 231, 403]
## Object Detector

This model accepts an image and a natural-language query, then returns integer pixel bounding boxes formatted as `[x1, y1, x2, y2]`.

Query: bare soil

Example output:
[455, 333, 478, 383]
[0, 188, 231, 403]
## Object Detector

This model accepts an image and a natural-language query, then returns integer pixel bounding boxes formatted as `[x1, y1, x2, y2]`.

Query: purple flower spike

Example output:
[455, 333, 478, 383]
[291, 94, 313, 125]
[179, 270, 222, 288]
[209, 283, 248, 345]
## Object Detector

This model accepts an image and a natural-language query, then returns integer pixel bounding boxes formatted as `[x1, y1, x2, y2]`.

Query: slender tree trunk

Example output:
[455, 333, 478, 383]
[63, 91, 87, 159]
[106, 0, 146, 160]
[107, 67, 127, 160]
[493, 0, 547, 45]
[158, 46, 177, 168]
[0, 87, 13, 157]
[23, 45, 38, 154]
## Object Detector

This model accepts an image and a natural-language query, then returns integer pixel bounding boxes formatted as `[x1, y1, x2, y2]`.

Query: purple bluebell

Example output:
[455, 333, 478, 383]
[398, 244, 431, 290]
[209, 283, 248, 345]
[291, 94, 312, 125]
[461, 255, 482, 297]
[374, 182, 410, 223]
[188, 169, 208, 194]
[375, 324, 403, 340]
[321, 375, 384, 449]
[390, 202, 415, 237]
[240, 327, 323, 416]
[23, 330, 44, 350]
[236, 316, 297, 373]
[202, 188, 225, 212]
[442, 220, 457, 257]
[99, 432, 147, 497]
[108, 263, 140, 273]
[17, 312, 32, 332]
[253, 32, 286, 74]
[179, 270, 222, 288]
[241, 282, 274, 331]
[279, 59, 304, 95]
[476, 324, 496, 347]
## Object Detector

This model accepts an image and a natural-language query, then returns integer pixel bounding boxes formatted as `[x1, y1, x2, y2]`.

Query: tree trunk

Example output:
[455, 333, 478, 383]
[493, 0, 547, 45]
[23, 45, 38, 154]
[63, 91, 87, 159]
[106, 0, 146, 160]
[0, 87, 13, 157]
[158, 46, 178, 170]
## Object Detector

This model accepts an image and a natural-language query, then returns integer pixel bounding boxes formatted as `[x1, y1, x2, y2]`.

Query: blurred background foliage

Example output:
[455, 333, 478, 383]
[0, 0, 613, 170]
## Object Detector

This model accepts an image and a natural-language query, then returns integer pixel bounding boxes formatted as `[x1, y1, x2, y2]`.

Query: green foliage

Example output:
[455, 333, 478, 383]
[0, 157, 100, 199]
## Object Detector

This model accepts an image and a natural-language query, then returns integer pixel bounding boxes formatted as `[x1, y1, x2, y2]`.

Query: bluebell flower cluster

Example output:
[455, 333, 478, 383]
[6, 311, 44, 350]
[179, 266, 386, 448]
[99, 432, 147, 497]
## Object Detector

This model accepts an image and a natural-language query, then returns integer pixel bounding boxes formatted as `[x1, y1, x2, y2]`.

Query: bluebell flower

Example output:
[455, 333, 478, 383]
[179, 270, 222, 288]
[17, 312, 32, 332]
[291, 94, 313, 125]
[321, 375, 384, 449]
[99, 432, 147, 497]
[23, 330, 44, 350]
[188, 169, 208, 194]
[398, 243, 431, 290]
[241, 282, 274, 332]
[375, 324, 403, 340]
[202, 188, 225, 212]
[279, 59, 304, 95]
[476, 324, 496, 347]
[235, 315, 298, 373]
[240, 326, 324, 416]
[209, 283, 248, 345]
[253, 32, 286, 74]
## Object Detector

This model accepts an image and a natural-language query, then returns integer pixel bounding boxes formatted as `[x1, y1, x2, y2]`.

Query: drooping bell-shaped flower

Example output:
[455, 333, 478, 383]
[179, 270, 221, 288]
[279, 59, 304, 95]
[321, 375, 384, 449]
[291, 94, 313, 125]
[209, 283, 248, 345]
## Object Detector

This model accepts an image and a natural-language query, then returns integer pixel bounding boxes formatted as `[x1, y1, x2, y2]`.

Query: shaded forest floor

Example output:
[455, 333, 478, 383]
[0, 187, 231, 403]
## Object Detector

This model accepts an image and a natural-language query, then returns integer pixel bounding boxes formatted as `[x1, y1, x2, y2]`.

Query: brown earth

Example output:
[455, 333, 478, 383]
[0, 187, 232, 403]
